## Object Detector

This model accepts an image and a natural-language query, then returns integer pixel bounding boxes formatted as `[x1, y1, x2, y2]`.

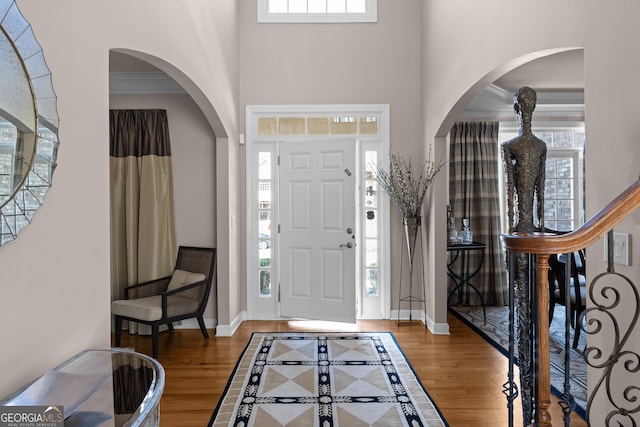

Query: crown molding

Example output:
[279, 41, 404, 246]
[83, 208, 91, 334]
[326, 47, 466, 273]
[461, 83, 584, 122]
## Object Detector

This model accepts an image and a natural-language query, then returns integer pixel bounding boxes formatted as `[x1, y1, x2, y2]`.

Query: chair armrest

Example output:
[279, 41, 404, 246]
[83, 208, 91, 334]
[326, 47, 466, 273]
[124, 277, 171, 299]
[161, 280, 207, 316]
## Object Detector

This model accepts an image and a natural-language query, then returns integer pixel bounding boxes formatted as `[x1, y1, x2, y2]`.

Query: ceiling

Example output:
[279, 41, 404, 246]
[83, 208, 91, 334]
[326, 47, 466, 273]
[109, 50, 585, 121]
[462, 50, 585, 122]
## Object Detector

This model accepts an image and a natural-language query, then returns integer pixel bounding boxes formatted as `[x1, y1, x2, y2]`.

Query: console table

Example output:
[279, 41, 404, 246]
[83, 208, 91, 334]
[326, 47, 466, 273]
[1, 349, 164, 427]
[447, 241, 487, 323]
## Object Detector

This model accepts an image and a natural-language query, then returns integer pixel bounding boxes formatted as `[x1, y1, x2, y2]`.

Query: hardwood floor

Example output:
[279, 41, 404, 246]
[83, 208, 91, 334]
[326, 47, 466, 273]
[112, 313, 587, 426]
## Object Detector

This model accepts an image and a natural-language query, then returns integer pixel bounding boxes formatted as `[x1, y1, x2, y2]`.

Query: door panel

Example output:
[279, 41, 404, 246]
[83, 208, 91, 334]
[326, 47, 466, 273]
[279, 139, 356, 323]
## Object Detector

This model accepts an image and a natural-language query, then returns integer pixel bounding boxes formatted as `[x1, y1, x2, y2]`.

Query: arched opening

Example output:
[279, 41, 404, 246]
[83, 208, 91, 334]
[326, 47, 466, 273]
[108, 49, 228, 332]
[432, 47, 587, 415]
[431, 46, 585, 328]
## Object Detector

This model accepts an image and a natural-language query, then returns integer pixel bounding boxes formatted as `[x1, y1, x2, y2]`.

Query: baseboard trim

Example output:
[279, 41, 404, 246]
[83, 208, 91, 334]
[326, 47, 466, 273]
[215, 311, 245, 336]
[388, 310, 450, 335]
[426, 316, 450, 335]
[174, 317, 217, 330]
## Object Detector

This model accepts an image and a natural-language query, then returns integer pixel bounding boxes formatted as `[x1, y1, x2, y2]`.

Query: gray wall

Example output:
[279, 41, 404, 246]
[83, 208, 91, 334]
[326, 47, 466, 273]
[0, 0, 238, 399]
[239, 0, 425, 316]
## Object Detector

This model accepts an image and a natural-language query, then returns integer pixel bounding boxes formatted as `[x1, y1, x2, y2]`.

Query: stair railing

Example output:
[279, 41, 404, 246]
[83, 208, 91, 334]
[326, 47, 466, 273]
[501, 178, 640, 426]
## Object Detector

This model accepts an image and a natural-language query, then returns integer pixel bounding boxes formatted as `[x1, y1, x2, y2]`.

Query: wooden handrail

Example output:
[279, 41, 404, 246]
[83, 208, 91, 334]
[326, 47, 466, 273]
[500, 178, 640, 426]
[502, 178, 640, 254]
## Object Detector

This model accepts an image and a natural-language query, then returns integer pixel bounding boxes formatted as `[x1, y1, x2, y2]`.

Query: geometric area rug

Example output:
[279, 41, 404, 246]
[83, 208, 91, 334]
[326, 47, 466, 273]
[209, 332, 449, 426]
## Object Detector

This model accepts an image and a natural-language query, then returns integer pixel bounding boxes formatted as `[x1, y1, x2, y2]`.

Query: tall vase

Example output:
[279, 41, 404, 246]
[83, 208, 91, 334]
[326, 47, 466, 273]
[403, 217, 421, 271]
[399, 216, 424, 324]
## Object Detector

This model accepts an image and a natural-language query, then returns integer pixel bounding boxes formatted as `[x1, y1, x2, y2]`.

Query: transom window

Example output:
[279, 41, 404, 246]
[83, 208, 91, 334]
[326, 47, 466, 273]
[257, 0, 377, 23]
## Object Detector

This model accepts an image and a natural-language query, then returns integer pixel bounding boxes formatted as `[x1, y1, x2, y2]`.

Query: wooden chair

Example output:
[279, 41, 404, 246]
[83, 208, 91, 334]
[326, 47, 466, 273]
[548, 249, 586, 349]
[112, 246, 216, 358]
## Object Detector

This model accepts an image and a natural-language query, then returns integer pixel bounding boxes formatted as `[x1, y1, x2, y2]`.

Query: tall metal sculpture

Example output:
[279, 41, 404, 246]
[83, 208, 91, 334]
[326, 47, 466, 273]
[501, 86, 547, 424]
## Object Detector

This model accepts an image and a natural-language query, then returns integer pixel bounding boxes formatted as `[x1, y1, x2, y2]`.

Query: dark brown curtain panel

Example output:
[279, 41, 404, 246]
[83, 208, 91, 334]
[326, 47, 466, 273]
[110, 109, 177, 334]
[449, 121, 507, 306]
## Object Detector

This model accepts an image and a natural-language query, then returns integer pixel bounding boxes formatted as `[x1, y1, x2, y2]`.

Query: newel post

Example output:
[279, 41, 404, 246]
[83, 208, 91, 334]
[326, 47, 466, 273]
[536, 253, 552, 427]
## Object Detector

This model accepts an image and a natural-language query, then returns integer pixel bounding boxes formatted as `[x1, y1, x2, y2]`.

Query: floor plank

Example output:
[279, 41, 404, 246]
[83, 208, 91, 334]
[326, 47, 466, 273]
[113, 314, 587, 426]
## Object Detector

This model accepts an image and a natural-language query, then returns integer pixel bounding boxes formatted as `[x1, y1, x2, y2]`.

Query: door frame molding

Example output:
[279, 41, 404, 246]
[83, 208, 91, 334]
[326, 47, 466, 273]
[245, 104, 390, 321]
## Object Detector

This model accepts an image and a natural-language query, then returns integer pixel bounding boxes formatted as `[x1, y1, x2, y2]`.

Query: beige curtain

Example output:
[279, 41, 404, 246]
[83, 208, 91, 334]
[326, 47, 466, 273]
[449, 121, 508, 306]
[110, 109, 177, 333]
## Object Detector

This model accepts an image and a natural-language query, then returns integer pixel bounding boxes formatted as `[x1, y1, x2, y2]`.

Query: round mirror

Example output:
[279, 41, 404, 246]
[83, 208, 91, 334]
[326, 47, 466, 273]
[0, 0, 59, 246]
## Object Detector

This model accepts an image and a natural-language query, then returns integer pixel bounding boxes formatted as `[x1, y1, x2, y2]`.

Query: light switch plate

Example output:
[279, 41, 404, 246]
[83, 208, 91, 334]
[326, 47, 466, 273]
[604, 232, 631, 266]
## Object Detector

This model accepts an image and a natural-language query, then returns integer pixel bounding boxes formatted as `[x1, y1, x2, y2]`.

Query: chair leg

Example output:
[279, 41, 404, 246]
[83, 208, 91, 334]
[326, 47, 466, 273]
[197, 316, 209, 339]
[115, 317, 123, 347]
[152, 324, 159, 358]
[167, 322, 174, 332]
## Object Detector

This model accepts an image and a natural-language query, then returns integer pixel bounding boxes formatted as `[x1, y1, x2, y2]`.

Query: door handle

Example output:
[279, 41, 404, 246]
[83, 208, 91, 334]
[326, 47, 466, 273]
[340, 242, 354, 249]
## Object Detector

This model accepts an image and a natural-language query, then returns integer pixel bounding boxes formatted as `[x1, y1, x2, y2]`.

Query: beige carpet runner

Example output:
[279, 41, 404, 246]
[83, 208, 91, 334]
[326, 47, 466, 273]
[209, 332, 448, 426]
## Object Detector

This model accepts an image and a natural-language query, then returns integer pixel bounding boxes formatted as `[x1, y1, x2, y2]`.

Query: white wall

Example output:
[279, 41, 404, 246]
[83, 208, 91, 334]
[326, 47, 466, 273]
[110, 94, 218, 324]
[0, 0, 238, 399]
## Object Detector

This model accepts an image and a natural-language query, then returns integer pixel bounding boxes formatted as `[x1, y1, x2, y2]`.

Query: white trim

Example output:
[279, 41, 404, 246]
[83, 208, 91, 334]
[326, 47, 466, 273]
[388, 310, 450, 335]
[214, 312, 246, 337]
[257, 0, 377, 23]
[426, 318, 451, 335]
[246, 104, 390, 321]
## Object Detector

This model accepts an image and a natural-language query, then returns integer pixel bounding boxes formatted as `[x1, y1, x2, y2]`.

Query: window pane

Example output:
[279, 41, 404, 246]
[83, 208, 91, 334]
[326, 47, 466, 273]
[366, 269, 378, 296]
[365, 209, 377, 238]
[268, 0, 287, 13]
[258, 117, 277, 135]
[259, 182, 271, 211]
[365, 239, 377, 267]
[259, 211, 271, 237]
[309, 0, 327, 13]
[556, 179, 573, 199]
[259, 152, 271, 180]
[279, 117, 305, 134]
[556, 221, 573, 232]
[556, 158, 573, 178]
[359, 116, 378, 134]
[330, 116, 356, 134]
[536, 132, 553, 145]
[347, 0, 366, 13]
[545, 160, 557, 179]
[544, 199, 557, 221]
[365, 180, 377, 208]
[554, 132, 573, 147]
[328, 0, 346, 12]
[259, 270, 271, 296]
[259, 248, 271, 267]
[545, 177, 557, 196]
[289, 0, 307, 13]
[557, 199, 573, 222]
[307, 117, 329, 134]
[365, 151, 377, 178]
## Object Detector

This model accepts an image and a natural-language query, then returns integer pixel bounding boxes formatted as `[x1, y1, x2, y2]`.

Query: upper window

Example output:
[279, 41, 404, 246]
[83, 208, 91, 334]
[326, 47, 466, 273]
[257, 0, 377, 23]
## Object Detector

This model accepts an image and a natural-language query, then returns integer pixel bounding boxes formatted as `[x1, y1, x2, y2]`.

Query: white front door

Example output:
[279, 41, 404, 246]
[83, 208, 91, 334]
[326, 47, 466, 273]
[279, 138, 356, 323]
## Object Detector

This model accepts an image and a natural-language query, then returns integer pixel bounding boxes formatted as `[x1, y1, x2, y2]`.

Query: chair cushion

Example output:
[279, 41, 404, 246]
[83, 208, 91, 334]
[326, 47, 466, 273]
[111, 295, 163, 321]
[166, 269, 206, 292]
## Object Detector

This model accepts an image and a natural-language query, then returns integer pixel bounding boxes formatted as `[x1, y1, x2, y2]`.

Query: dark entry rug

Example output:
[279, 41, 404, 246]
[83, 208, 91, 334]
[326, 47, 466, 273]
[209, 332, 448, 426]
[449, 305, 587, 419]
